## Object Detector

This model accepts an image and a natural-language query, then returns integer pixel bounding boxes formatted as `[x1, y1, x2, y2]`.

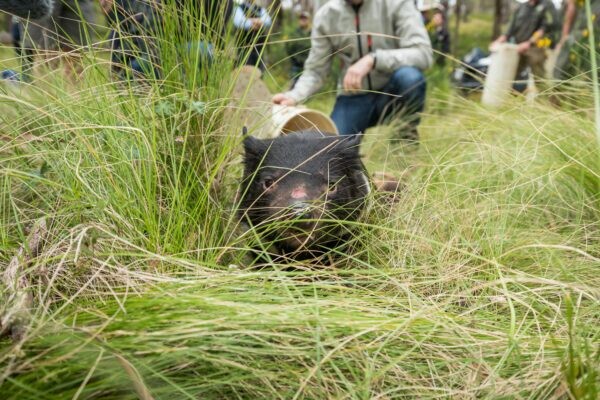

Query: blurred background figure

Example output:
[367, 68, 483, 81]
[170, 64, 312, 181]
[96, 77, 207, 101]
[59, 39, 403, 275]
[0, 2, 52, 81]
[0, 14, 21, 57]
[101, 0, 162, 79]
[0, 0, 54, 19]
[20, 0, 96, 81]
[489, 0, 559, 84]
[101, 0, 234, 80]
[421, 3, 451, 66]
[0, 13, 12, 45]
[553, 0, 600, 81]
[285, 10, 311, 88]
[233, 0, 273, 71]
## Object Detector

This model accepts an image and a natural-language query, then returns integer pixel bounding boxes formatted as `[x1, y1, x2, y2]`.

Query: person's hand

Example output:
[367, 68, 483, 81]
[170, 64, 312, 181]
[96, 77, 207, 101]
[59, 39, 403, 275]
[555, 36, 567, 53]
[272, 93, 296, 106]
[517, 41, 531, 54]
[489, 35, 507, 52]
[343, 54, 375, 92]
[251, 18, 263, 30]
[100, 0, 114, 14]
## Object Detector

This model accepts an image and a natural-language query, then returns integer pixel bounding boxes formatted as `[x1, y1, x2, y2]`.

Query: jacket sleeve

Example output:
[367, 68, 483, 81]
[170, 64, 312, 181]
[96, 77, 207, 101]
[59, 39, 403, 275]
[284, 9, 333, 103]
[373, 0, 432, 73]
[0, 0, 54, 19]
[232, 6, 252, 30]
[504, 8, 518, 38]
[540, 2, 559, 37]
[258, 8, 272, 28]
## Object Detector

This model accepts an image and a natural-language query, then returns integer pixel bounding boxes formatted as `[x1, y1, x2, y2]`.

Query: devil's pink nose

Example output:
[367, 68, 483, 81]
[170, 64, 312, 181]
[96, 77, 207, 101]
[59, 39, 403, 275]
[291, 187, 307, 199]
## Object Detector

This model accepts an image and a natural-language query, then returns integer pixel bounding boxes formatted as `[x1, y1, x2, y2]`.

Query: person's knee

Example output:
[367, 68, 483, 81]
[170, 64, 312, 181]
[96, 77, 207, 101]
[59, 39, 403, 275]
[390, 67, 426, 95]
[331, 95, 371, 135]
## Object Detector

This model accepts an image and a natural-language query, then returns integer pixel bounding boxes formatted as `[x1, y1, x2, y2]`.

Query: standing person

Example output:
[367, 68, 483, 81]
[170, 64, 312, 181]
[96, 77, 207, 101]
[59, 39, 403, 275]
[285, 10, 311, 88]
[101, 0, 234, 79]
[553, 0, 600, 80]
[20, 0, 96, 80]
[272, 0, 432, 143]
[199, 0, 234, 46]
[233, 0, 272, 70]
[489, 0, 559, 84]
[101, 0, 162, 79]
[425, 5, 450, 66]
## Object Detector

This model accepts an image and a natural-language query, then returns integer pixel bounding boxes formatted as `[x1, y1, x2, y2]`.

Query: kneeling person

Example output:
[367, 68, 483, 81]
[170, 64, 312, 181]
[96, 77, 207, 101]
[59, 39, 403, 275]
[490, 0, 558, 86]
[272, 0, 432, 142]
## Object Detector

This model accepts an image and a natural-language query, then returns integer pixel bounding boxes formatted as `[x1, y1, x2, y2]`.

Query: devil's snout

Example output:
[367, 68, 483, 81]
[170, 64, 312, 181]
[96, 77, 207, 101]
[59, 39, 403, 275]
[290, 202, 311, 219]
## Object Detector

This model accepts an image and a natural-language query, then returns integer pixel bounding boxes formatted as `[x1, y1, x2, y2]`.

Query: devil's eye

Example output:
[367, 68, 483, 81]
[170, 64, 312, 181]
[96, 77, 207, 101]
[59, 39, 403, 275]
[327, 180, 338, 194]
[262, 177, 275, 190]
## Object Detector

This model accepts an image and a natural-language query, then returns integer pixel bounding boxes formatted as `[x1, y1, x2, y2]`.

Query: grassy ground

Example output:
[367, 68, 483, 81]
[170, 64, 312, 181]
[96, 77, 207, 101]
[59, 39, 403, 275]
[1, 7, 599, 400]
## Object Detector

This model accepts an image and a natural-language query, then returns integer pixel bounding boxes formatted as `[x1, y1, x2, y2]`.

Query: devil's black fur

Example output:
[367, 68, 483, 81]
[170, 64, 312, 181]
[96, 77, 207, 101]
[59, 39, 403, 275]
[239, 131, 370, 261]
[0, 0, 54, 19]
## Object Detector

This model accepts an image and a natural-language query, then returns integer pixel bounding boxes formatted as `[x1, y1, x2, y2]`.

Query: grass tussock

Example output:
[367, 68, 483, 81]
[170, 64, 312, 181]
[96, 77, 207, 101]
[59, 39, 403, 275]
[0, 6, 599, 399]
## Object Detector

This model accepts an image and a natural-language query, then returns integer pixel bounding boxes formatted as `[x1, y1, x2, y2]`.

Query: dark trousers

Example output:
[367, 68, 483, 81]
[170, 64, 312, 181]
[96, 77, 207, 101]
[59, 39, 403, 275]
[109, 28, 213, 80]
[331, 66, 426, 136]
[242, 43, 266, 72]
[11, 20, 21, 56]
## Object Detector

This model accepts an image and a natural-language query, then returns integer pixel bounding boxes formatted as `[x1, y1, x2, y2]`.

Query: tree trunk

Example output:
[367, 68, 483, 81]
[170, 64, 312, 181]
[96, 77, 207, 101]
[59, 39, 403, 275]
[452, 0, 463, 57]
[492, 0, 503, 40]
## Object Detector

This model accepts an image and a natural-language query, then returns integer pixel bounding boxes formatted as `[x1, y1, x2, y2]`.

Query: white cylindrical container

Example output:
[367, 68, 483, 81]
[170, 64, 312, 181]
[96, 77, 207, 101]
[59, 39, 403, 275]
[271, 105, 338, 137]
[482, 43, 520, 107]
[229, 66, 338, 138]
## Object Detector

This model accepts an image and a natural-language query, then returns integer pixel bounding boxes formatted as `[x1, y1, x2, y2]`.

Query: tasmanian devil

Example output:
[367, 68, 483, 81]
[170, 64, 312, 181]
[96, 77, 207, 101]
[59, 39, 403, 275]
[239, 130, 370, 261]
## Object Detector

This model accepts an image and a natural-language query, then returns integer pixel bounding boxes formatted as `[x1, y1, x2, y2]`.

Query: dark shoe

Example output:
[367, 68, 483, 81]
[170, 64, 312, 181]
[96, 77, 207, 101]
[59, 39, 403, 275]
[391, 126, 419, 148]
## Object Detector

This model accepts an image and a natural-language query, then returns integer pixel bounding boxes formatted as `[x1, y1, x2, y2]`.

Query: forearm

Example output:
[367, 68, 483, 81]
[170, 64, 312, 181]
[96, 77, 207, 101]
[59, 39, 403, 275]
[529, 29, 544, 44]
[285, 68, 326, 102]
[562, 1, 577, 39]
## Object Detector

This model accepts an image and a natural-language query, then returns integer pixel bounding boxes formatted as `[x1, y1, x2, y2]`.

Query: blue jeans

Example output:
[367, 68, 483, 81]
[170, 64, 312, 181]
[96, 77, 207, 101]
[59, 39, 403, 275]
[331, 66, 426, 136]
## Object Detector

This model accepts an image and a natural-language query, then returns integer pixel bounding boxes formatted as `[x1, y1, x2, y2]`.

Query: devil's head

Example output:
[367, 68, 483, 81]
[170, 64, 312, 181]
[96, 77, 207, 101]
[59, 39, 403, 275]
[239, 131, 370, 259]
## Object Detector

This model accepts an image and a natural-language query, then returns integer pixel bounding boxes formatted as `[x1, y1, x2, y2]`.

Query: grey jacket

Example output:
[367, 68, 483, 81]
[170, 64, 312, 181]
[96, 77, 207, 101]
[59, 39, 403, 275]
[285, 0, 432, 103]
[0, 0, 53, 19]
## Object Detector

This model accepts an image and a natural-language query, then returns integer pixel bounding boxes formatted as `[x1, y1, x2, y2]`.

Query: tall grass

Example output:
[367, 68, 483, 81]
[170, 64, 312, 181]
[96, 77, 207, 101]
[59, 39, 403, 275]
[584, 0, 600, 145]
[1, 5, 599, 399]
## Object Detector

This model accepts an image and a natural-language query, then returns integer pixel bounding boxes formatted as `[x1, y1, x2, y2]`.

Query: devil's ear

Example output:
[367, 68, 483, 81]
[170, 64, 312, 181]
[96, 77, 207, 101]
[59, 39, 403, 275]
[338, 133, 363, 157]
[243, 135, 269, 161]
[345, 132, 364, 147]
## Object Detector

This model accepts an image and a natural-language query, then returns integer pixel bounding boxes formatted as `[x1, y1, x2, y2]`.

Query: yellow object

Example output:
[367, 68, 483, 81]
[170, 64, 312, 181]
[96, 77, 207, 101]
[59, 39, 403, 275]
[535, 37, 552, 48]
